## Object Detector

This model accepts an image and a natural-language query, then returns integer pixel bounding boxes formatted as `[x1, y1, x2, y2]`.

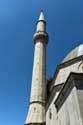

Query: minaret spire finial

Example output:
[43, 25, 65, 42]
[41, 9, 44, 12]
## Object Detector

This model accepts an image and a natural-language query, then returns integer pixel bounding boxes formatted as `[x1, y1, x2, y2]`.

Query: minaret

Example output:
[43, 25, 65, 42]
[25, 11, 48, 125]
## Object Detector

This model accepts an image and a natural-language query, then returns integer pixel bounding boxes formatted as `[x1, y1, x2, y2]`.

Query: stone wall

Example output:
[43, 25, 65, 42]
[46, 74, 83, 125]
[54, 61, 83, 86]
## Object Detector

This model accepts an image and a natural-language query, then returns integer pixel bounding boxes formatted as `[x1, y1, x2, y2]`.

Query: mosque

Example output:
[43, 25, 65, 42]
[25, 11, 83, 125]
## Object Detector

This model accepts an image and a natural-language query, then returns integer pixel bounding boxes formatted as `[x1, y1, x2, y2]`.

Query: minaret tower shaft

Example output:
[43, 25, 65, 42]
[25, 11, 48, 125]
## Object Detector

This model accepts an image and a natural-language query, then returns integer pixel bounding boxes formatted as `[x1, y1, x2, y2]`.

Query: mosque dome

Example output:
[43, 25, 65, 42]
[63, 44, 83, 63]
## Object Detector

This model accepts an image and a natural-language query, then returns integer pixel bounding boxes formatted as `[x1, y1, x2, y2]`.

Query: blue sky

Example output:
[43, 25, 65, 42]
[0, 0, 83, 125]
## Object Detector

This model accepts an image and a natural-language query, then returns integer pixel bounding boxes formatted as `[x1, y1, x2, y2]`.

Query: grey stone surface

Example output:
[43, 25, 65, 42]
[54, 61, 83, 86]
[46, 74, 83, 125]
[76, 79, 83, 123]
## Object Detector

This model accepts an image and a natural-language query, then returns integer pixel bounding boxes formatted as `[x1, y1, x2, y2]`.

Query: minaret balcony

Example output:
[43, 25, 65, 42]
[33, 31, 48, 44]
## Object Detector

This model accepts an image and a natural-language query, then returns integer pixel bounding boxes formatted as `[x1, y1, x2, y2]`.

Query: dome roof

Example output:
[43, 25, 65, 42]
[63, 44, 83, 63]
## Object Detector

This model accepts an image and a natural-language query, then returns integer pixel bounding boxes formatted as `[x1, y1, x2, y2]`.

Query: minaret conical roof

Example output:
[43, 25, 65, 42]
[38, 10, 45, 21]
